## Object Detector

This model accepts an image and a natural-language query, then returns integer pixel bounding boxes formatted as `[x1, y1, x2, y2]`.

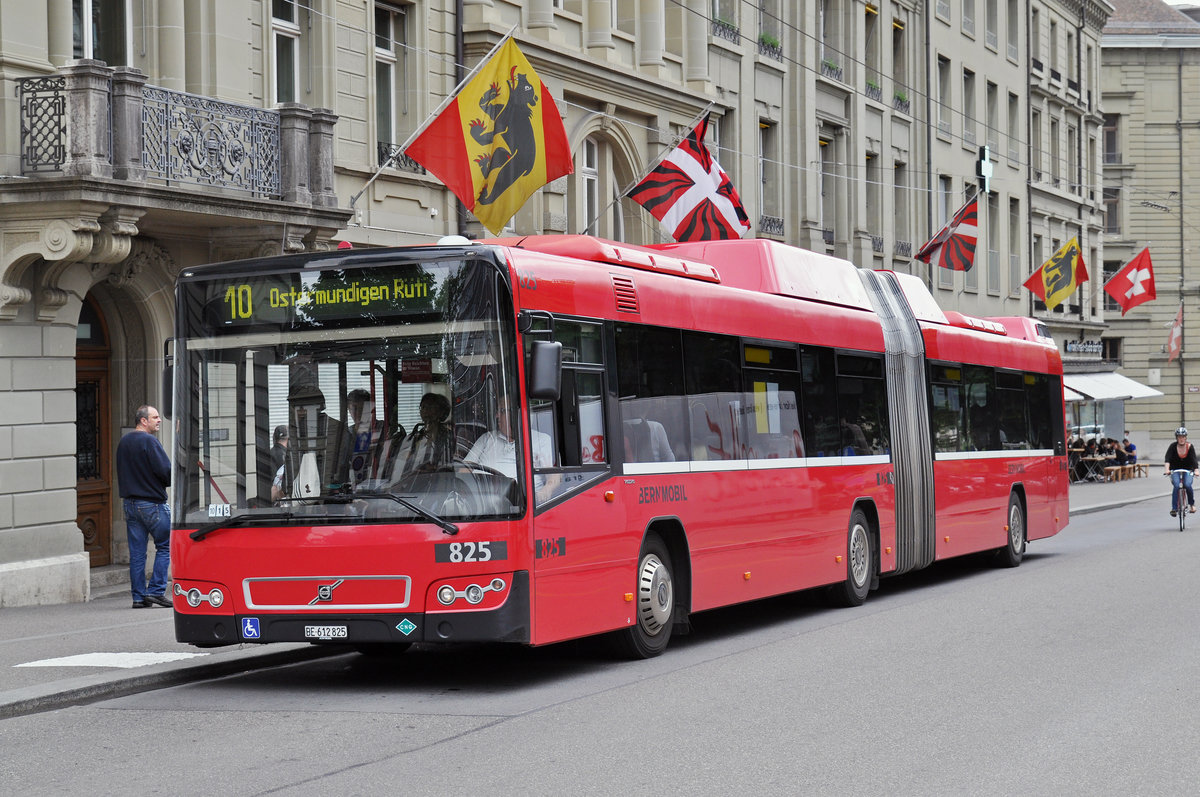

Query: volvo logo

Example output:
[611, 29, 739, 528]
[309, 579, 345, 605]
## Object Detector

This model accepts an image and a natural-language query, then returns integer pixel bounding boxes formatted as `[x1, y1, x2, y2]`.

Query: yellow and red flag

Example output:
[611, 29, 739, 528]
[1023, 237, 1088, 310]
[405, 39, 573, 235]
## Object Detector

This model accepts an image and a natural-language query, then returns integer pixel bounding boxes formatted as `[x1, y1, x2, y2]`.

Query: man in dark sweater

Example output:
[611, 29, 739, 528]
[115, 405, 172, 609]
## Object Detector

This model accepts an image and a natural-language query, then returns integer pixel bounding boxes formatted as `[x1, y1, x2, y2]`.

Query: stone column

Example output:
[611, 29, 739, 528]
[47, 0, 73, 66]
[684, 0, 709, 83]
[278, 103, 313, 206]
[639, 0, 666, 67]
[158, 0, 187, 91]
[587, 0, 615, 51]
[528, 0, 555, 29]
[111, 68, 147, 182]
[308, 108, 338, 208]
[61, 60, 114, 179]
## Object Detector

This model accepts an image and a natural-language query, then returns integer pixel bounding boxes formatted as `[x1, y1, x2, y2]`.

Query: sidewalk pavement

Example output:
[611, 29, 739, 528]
[0, 473, 1176, 720]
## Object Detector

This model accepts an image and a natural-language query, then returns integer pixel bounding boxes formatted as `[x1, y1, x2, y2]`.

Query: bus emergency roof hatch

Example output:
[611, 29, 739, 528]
[653, 239, 874, 310]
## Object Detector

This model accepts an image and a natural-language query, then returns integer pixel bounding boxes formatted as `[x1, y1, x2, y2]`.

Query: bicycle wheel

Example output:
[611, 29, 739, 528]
[1180, 484, 1188, 532]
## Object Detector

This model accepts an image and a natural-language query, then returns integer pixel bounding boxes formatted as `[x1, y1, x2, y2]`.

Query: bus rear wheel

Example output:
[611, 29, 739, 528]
[994, 494, 1025, 568]
[614, 534, 675, 659]
[833, 508, 873, 607]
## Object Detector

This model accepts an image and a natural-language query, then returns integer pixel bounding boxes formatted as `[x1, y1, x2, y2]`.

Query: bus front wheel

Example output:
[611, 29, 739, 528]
[833, 508, 873, 607]
[614, 534, 675, 659]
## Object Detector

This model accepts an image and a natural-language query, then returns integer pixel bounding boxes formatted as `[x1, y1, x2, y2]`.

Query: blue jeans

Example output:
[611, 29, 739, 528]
[124, 499, 170, 601]
[1171, 471, 1195, 512]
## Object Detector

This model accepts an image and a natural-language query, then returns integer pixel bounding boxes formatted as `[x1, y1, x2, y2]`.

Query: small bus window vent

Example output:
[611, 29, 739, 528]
[612, 275, 640, 314]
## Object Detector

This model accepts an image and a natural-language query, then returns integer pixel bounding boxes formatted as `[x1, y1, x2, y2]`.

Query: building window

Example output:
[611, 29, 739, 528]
[1007, 92, 1019, 160]
[1103, 114, 1121, 164]
[892, 18, 908, 101]
[1103, 262, 1122, 313]
[1102, 337, 1121, 364]
[819, 134, 837, 247]
[962, 0, 975, 36]
[272, 0, 302, 104]
[985, 0, 997, 48]
[962, 69, 976, 146]
[1104, 187, 1121, 235]
[1031, 8, 1041, 63]
[864, 4, 881, 88]
[73, 0, 129, 64]
[937, 176, 954, 289]
[1050, 118, 1060, 187]
[761, 122, 780, 219]
[1031, 110, 1042, 178]
[583, 139, 599, 234]
[1008, 198, 1020, 296]
[986, 81, 998, 149]
[937, 56, 952, 135]
[987, 192, 1000, 293]
[894, 161, 909, 251]
[1067, 123, 1079, 193]
[1006, 0, 1018, 59]
[375, 4, 409, 149]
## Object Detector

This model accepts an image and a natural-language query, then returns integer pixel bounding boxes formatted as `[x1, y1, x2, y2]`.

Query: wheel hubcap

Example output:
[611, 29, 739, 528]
[1009, 505, 1023, 549]
[849, 524, 869, 587]
[637, 554, 673, 635]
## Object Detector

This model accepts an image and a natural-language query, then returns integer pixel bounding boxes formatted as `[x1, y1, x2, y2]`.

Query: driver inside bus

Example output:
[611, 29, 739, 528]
[466, 403, 559, 501]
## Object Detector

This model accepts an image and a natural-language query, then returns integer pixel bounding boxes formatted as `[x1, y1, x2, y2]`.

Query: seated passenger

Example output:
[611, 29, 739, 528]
[623, 417, 675, 462]
[389, 392, 454, 479]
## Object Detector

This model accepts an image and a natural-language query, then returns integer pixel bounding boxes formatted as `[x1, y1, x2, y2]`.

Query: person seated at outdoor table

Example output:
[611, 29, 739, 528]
[1083, 437, 1098, 457]
[1111, 438, 1131, 466]
[1068, 431, 1085, 450]
[1123, 435, 1137, 464]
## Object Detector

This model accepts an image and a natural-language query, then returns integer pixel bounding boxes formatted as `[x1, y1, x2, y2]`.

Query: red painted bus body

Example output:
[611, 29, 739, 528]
[170, 235, 1067, 656]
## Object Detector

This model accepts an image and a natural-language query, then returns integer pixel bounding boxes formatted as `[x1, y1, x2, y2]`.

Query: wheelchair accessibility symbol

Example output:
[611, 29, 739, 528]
[242, 617, 261, 639]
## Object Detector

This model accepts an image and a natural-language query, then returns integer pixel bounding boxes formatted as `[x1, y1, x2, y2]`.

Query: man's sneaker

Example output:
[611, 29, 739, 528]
[1171, 510, 1177, 517]
[145, 594, 172, 608]
[1191, 506, 1196, 514]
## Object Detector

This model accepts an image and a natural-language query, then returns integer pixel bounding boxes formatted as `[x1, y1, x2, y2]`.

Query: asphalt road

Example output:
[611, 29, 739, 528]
[3, 502, 1197, 796]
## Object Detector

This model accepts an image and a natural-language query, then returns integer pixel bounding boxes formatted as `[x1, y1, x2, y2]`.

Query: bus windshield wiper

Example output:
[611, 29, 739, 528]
[355, 490, 459, 536]
[190, 511, 296, 541]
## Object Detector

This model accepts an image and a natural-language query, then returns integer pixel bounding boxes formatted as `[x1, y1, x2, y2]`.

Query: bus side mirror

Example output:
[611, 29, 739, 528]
[528, 340, 562, 401]
[161, 338, 174, 420]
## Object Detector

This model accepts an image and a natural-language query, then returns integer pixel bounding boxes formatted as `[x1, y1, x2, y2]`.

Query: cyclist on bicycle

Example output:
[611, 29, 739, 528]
[1163, 426, 1200, 516]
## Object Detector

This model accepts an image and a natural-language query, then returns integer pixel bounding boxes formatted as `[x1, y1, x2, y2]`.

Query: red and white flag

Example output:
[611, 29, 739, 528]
[627, 113, 751, 242]
[915, 194, 978, 271]
[1103, 247, 1156, 316]
[1168, 304, 1184, 363]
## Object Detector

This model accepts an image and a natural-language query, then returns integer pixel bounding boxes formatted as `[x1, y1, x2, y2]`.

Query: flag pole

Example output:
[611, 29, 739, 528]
[349, 24, 520, 210]
[585, 101, 714, 235]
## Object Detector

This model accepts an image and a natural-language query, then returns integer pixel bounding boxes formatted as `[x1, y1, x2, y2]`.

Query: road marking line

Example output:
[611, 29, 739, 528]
[15, 652, 206, 669]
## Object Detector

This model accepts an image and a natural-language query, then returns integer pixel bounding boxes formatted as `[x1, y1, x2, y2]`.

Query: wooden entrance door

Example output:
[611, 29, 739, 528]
[76, 298, 112, 567]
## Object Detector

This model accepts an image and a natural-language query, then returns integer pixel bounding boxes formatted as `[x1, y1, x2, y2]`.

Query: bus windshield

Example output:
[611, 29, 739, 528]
[173, 254, 523, 529]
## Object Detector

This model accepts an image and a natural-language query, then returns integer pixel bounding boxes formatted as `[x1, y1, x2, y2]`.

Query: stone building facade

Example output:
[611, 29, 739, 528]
[1101, 0, 1200, 447]
[1, 0, 1114, 606]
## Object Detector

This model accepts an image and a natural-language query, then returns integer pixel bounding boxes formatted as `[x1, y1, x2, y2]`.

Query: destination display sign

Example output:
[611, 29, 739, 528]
[192, 263, 444, 331]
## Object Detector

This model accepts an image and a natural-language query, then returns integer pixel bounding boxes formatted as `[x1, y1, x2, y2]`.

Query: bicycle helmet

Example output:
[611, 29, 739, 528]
[1177, 426, 1189, 437]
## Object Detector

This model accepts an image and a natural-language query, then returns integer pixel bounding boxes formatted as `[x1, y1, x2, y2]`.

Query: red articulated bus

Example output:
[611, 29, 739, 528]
[169, 235, 1067, 658]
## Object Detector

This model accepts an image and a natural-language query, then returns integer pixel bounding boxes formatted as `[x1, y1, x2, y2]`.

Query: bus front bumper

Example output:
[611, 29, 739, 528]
[174, 571, 530, 647]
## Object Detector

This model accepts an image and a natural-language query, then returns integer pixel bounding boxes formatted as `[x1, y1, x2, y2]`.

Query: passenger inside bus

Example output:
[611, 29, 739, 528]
[622, 415, 675, 463]
[385, 391, 455, 480]
[277, 385, 354, 500]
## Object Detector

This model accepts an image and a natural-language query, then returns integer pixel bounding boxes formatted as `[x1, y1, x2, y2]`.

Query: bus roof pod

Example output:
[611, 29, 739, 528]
[510, 235, 878, 311]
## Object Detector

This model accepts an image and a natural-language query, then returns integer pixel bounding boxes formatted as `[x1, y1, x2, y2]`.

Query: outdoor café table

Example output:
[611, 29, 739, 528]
[1080, 455, 1113, 481]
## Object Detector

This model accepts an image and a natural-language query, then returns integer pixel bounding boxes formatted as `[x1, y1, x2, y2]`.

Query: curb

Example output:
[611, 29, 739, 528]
[0, 642, 349, 720]
[1070, 488, 1171, 517]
